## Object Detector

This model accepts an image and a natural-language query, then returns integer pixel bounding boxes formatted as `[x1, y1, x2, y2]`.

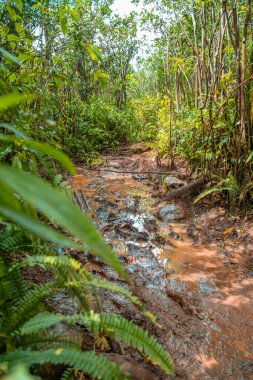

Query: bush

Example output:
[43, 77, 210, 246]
[64, 97, 142, 165]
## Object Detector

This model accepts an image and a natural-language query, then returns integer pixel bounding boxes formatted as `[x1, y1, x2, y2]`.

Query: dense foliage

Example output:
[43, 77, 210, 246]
[0, 0, 253, 378]
[132, 0, 253, 205]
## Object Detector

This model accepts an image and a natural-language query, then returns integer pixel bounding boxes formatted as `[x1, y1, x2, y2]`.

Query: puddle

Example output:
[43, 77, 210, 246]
[70, 152, 253, 380]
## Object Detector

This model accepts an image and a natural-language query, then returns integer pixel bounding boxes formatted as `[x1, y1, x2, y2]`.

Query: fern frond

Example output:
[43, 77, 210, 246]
[23, 255, 93, 311]
[20, 312, 173, 375]
[81, 280, 157, 324]
[61, 368, 75, 380]
[22, 330, 82, 351]
[23, 256, 156, 321]
[0, 230, 24, 252]
[3, 349, 127, 380]
[0, 257, 27, 310]
[1, 284, 53, 333]
[24, 255, 90, 279]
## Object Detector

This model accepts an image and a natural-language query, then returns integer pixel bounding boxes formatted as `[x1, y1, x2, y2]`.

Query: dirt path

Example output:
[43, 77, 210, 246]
[71, 143, 253, 380]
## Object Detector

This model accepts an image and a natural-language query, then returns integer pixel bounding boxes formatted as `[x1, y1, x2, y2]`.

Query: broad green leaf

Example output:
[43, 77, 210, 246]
[17, 53, 33, 62]
[7, 5, 16, 19]
[52, 55, 63, 64]
[86, 44, 103, 63]
[15, 23, 24, 34]
[0, 123, 28, 138]
[0, 135, 75, 174]
[0, 94, 31, 111]
[60, 15, 68, 35]
[94, 71, 109, 89]
[0, 48, 21, 66]
[0, 165, 127, 279]
[15, 0, 23, 10]
[0, 26, 10, 37]
[7, 34, 20, 42]
[0, 205, 82, 250]
[0, 180, 20, 211]
[70, 9, 78, 22]
[194, 186, 235, 204]
[100, 72, 109, 90]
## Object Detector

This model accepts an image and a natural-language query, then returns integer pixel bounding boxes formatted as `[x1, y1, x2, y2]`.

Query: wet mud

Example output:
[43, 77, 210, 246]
[71, 144, 253, 380]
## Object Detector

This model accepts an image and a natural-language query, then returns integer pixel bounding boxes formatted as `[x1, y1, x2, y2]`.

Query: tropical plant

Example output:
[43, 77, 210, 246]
[194, 172, 253, 208]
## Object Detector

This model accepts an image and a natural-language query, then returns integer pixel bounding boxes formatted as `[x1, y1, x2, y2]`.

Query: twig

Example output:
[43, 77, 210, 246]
[80, 189, 92, 211]
[86, 168, 172, 176]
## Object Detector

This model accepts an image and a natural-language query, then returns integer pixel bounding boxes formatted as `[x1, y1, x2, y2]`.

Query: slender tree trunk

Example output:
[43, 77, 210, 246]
[240, 0, 251, 156]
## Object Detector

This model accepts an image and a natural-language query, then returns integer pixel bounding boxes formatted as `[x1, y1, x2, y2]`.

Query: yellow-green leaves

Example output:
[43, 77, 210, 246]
[94, 71, 109, 90]
[7, 34, 20, 43]
[59, 14, 68, 35]
[0, 94, 31, 111]
[86, 45, 103, 63]
[15, 0, 23, 11]
[17, 53, 33, 62]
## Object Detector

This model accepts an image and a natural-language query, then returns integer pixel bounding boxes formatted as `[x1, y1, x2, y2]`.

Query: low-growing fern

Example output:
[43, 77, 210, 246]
[20, 312, 173, 375]
[2, 349, 128, 380]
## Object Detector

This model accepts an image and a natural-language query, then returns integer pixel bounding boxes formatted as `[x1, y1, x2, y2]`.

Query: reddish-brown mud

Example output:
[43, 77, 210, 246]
[71, 143, 253, 380]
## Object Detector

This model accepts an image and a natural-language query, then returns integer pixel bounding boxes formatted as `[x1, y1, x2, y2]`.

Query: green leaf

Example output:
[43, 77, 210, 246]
[0, 135, 75, 174]
[0, 205, 82, 250]
[52, 55, 63, 64]
[94, 71, 109, 90]
[60, 15, 68, 35]
[194, 186, 235, 204]
[86, 44, 103, 63]
[7, 34, 20, 42]
[0, 93, 31, 111]
[0, 180, 21, 211]
[21, 312, 174, 375]
[3, 349, 124, 380]
[17, 53, 33, 62]
[0, 165, 127, 279]
[0, 48, 21, 66]
[15, 0, 23, 10]
[15, 23, 24, 34]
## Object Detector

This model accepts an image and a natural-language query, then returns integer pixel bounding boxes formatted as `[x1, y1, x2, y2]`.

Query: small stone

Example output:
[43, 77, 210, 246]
[158, 204, 184, 222]
[164, 176, 186, 189]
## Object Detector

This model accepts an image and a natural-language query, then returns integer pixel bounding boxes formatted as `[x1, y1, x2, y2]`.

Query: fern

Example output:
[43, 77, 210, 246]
[20, 312, 173, 375]
[21, 330, 82, 351]
[23, 255, 93, 311]
[1, 284, 53, 334]
[76, 279, 157, 324]
[0, 229, 25, 252]
[2, 349, 127, 380]
[23, 255, 158, 323]
[61, 368, 75, 380]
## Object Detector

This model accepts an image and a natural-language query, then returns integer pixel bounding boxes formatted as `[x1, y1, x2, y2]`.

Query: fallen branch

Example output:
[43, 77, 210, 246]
[86, 168, 173, 176]
[164, 178, 205, 200]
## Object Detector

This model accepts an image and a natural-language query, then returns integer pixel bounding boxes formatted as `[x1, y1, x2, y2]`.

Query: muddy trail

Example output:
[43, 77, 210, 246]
[71, 143, 253, 380]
